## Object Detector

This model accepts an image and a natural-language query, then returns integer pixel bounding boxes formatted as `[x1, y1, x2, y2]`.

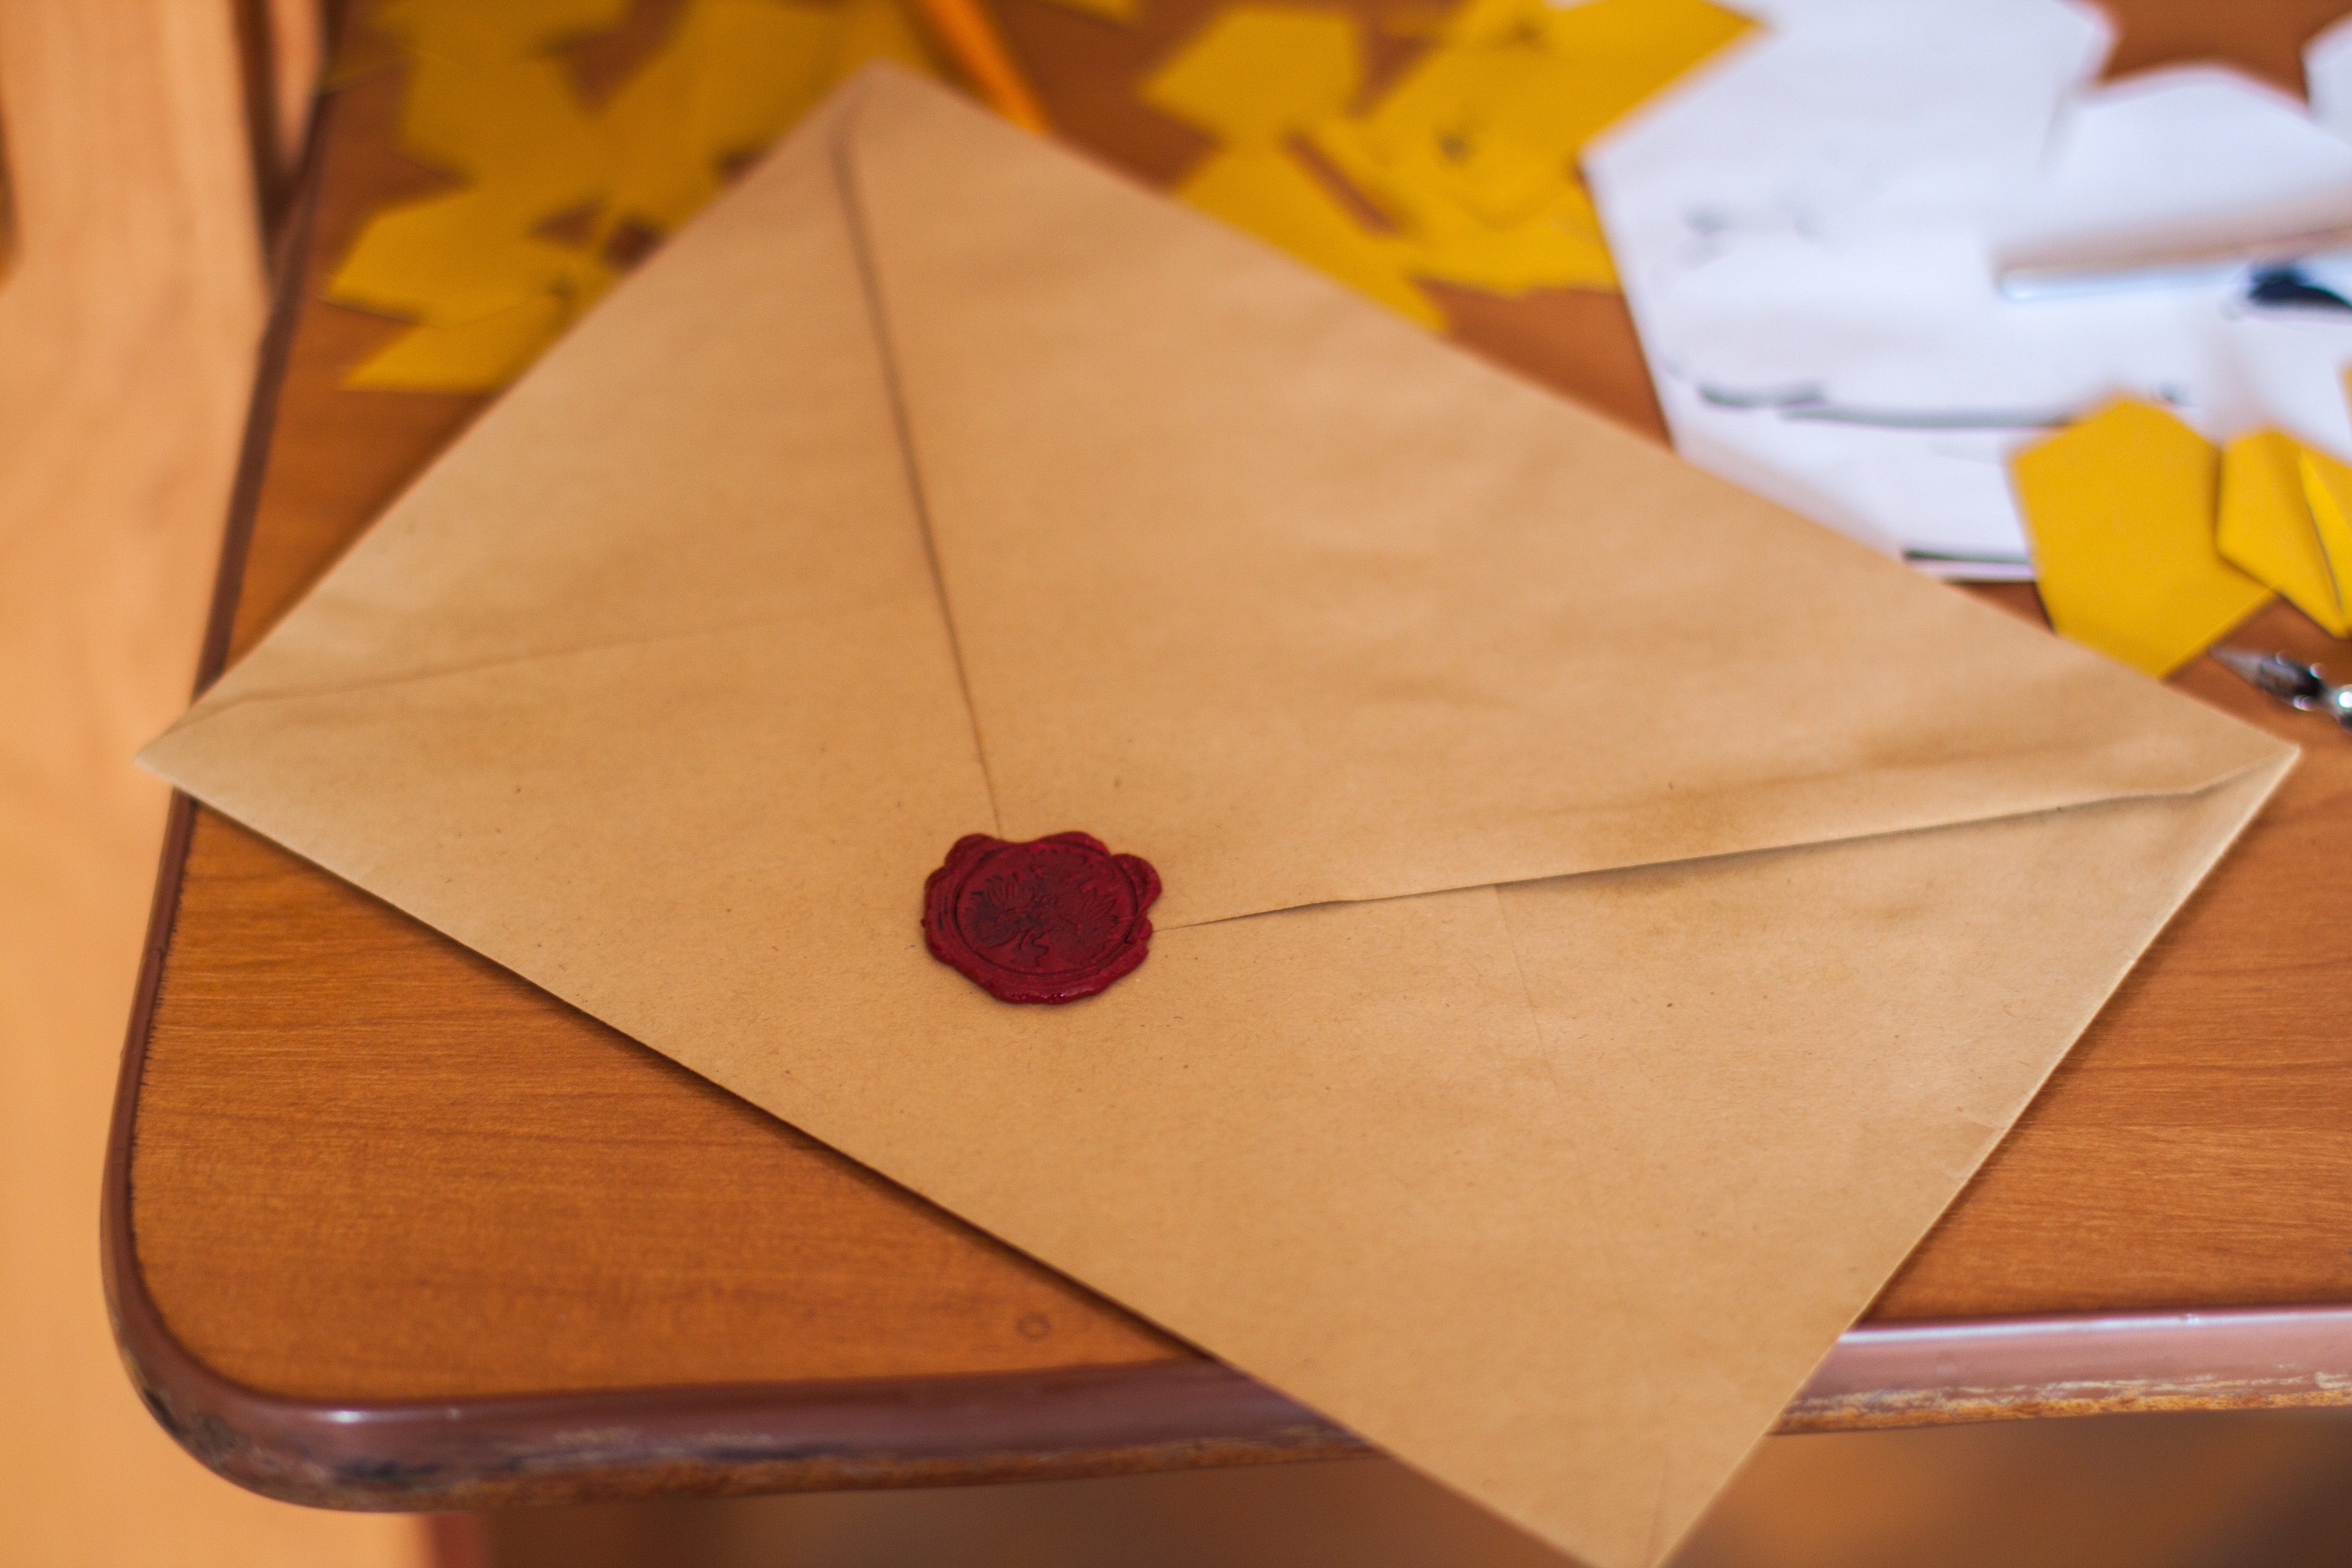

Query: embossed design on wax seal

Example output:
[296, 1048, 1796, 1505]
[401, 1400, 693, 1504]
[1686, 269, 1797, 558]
[923, 832, 1161, 1004]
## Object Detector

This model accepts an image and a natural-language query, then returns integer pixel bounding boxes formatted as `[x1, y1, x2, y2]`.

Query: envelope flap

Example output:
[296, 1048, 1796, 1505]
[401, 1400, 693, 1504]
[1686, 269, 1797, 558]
[845, 69, 2284, 931]
[143, 91, 997, 902]
[163, 90, 939, 729]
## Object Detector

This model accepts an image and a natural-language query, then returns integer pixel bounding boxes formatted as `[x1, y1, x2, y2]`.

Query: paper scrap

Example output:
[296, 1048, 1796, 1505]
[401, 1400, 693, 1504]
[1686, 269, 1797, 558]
[2215, 428, 2352, 637]
[2218, 430, 2321, 624]
[1142, 0, 1748, 326]
[1588, 0, 2352, 573]
[2012, 400, 2271, 676]
[1174, 145, 1444, 325]
[1142, 9, 1444, 325]
[332, 0, 936, 391]
[339, 294, 577, 390]
[1315, 0, 1747, 290]
[1144, 5, 1361, 143]
[2298, 447, 2352, 634]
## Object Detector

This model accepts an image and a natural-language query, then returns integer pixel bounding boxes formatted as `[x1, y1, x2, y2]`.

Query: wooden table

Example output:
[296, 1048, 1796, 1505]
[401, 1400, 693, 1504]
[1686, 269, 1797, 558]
[106, 0, 2352, 1514]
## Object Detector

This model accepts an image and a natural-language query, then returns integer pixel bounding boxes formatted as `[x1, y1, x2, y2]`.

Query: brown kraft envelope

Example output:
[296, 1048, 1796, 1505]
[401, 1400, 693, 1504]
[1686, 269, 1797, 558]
[142, 67, 2298, 1568]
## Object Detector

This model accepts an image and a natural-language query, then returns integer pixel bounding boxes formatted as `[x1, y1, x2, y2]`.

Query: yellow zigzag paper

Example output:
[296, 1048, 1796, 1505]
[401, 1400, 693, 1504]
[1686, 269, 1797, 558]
[2218, 429, 2352, 638]
[1144, 0, 1751, 327]
[2012, 401, 2272, 678]
[331, 0, 936, 391]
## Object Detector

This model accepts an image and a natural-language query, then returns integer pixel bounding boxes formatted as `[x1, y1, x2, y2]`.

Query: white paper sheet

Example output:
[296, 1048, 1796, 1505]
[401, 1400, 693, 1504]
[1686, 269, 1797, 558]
[2304, 14, 2352, 145]
[1586, 0, 2352, 576]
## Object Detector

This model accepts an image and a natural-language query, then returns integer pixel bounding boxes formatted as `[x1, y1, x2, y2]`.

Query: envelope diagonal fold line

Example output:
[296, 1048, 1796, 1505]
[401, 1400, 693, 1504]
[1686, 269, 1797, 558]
[1483, 749, 2294, 1563]
[154, 611, 842, 724]
[830, 86, 1003, 842]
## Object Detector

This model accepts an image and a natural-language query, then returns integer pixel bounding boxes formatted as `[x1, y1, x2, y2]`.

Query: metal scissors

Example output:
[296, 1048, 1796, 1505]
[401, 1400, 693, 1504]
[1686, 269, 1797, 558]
[2212, 647, 2352, 735]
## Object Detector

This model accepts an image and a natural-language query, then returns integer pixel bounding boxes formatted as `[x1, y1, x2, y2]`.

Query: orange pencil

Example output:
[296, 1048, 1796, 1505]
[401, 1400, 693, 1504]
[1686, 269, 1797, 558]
[909, 0, 1052, 133]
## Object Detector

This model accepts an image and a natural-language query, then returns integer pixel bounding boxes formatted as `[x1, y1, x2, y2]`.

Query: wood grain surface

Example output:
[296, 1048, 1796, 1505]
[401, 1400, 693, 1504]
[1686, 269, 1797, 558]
[123, 0, 2352, 1436]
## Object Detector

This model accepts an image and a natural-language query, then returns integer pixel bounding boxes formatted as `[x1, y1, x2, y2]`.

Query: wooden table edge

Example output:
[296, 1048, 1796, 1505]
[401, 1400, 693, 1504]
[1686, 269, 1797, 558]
[104, 970, 1359, 1508]
[100, 78, 2352, 1513]
[106, 949, 2352, 1510]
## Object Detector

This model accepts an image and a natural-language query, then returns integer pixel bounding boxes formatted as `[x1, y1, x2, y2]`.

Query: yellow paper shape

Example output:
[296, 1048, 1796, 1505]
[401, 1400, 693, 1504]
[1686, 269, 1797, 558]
[2012, 401, 2272, 677]
[1375, 163, 1617, 290]
[344, 295, 576, 391]
[833, 0, 938, 81]
[1174, 147, 1442, 325]
[329, 0, 616, 350]
[1533, 0, 1753, 141]
[333, 0, 937, 391]
[2296, 450, 2352, 635]
[596, 0, 855, 237]
[1141, 6, 1361, 147]
[330, 188, 615, 329]
[1317, 0, 1748, 252]
[1145, 7, 1442, 323]
[1145, 0, 1745, 322]
[2215, 430, 2352, 637]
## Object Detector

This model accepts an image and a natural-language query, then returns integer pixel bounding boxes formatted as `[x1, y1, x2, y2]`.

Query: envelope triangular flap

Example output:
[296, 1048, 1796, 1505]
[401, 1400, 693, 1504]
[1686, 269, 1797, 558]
[844, 69, 2278, 931]
[142, 94, 998, 981]
[165, 90, 950, 730]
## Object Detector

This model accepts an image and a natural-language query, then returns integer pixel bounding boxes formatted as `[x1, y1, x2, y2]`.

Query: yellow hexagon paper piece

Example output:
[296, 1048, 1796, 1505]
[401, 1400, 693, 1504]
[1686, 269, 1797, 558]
[2011, 401, 2271, 677]
[2216, 429, 2352, 638]
[2295, 449, 2352, 636]
[1173, 146, 1443, 326]
[1143, 0, 1750, 329]
[1142, 7, 1447, 324]
[1312, 0, 1749, 294]
[1142, 6, 1360, 146]
[332, 0, 939, 392]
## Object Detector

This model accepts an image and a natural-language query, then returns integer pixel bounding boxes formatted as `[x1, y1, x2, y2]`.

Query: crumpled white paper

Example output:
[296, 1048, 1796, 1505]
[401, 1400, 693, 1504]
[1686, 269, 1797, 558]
[1586, 0, 2352, 576]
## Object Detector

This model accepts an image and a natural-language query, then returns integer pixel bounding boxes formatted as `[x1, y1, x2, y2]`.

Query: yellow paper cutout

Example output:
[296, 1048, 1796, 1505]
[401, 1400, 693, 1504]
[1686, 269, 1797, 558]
[2214, 430, 2352, 637]
[330, 0, 618, 337]
[1531, 0, 1753, 146]
[1320, 0, 1746, 278]
[2292, 447, 2352, 636]
[332, 0, 936, 391]
[1354, 148, 1617, 290]
[1145, 0, 1750, 328]
[1142, 7, 1359, 146]
[1176, 146, 1443, 325]
[1142, 8, 1444, 320]
[2012, 401, 2272, 678]
[344, 295, 577, 392]
[1035, 0, 1137, 24]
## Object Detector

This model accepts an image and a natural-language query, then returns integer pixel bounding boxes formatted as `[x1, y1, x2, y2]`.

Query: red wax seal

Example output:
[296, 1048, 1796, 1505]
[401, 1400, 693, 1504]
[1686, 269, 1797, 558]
[923, 832, 1161, 1004]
